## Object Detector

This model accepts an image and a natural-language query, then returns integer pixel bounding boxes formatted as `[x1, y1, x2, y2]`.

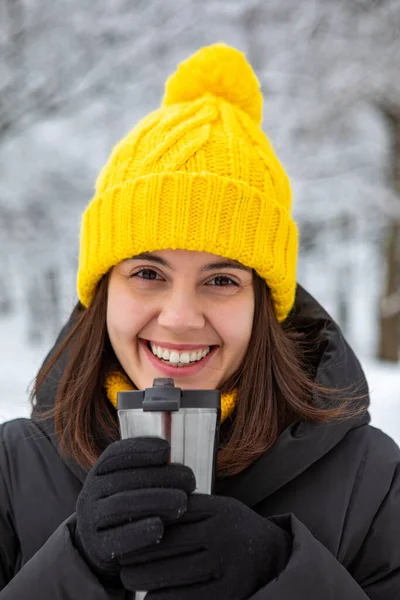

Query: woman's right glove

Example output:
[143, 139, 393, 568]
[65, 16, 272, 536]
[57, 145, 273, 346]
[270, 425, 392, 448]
[74, 437, 196, 585]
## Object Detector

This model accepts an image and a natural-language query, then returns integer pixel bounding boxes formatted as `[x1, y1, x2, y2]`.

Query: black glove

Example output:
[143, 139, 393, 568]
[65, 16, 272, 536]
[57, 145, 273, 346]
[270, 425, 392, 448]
[120, 494, 292, 600]
[74, 437, 196, 585]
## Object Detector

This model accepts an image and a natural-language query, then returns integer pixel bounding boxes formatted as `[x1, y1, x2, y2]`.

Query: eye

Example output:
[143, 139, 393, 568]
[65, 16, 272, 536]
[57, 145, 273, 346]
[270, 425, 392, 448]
[130, 268, 162, 281]
[207, 275, 238, 287]
[129, 269, 238, 287]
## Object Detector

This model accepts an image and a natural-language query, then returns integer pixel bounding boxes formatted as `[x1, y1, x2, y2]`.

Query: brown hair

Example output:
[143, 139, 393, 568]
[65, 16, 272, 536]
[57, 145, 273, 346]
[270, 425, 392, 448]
[32, 271, 365, 476]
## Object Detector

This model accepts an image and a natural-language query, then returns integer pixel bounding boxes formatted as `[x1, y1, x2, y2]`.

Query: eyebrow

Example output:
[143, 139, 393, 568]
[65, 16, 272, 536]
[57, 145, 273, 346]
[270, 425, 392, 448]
[130, 252, 252, 273]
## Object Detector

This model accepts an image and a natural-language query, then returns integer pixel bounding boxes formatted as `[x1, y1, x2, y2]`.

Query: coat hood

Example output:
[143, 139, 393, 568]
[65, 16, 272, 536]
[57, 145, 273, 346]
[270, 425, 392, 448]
[32, 285, 370, 505]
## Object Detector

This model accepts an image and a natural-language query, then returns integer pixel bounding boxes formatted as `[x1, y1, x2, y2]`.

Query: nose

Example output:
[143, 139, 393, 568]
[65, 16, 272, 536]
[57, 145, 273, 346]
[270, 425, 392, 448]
[157, 286, 205, 333]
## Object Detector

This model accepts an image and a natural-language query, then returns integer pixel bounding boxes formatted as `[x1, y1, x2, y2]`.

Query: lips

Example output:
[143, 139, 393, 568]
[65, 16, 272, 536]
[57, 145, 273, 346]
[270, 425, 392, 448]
[140, 339, 217, 377]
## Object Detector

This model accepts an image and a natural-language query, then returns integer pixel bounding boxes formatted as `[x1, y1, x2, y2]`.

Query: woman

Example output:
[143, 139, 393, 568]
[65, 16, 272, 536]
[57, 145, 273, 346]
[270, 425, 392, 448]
[0, 44, 399, 600]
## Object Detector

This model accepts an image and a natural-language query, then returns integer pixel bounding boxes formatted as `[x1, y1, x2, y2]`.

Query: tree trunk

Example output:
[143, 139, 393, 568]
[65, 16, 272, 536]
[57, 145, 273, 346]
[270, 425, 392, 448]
[337, 215, 351, 337]
[45, 267, 61, 338]
[378, 105, 400, 362]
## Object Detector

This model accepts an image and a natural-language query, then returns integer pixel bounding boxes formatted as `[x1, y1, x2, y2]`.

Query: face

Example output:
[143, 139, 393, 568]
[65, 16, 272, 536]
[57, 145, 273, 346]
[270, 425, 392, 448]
[106, 249, 255, 391]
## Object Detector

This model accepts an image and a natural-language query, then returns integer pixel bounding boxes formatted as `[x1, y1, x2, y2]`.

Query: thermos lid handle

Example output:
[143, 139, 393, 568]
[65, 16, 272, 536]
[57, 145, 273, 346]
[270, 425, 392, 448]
[142, 381, 181, 411]
[153, 378, 175, 387]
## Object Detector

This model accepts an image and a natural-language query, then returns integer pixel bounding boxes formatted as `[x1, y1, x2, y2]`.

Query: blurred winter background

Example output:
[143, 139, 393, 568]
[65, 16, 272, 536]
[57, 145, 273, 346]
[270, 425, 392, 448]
[0, 0, 399, 441]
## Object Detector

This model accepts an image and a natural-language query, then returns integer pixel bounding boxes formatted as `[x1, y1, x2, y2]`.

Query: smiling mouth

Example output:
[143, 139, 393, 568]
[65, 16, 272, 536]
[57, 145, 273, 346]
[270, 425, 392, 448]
[142, 339, 217, 367]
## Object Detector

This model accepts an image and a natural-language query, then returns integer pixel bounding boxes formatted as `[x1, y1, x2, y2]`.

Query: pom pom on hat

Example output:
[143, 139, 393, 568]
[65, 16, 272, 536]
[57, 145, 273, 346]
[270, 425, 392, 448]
[162, 43, 263, 125]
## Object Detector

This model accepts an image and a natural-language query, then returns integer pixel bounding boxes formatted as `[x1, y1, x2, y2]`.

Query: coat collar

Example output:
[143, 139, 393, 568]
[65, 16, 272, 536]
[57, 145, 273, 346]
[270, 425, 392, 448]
[216, 285, 370, 505]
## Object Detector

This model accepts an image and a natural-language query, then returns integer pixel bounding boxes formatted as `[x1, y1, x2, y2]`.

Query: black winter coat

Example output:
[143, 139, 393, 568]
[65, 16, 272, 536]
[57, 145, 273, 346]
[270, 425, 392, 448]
[1, 286, 400, 599]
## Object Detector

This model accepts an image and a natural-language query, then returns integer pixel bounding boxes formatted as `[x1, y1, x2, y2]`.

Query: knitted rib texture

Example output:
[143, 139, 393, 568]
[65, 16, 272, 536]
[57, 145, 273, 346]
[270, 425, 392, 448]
[77, 43, 298, 321]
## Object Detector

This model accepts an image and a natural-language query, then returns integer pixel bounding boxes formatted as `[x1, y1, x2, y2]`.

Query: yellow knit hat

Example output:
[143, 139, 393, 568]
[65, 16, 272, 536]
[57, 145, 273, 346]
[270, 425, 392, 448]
[77, 43, 298, 321]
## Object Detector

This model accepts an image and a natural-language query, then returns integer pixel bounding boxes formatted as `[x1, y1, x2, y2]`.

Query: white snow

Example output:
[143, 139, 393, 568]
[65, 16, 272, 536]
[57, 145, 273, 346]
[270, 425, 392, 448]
[1, 313, 399, 447]
[0, 315, 48, 423]
[364, 359, 400, 445]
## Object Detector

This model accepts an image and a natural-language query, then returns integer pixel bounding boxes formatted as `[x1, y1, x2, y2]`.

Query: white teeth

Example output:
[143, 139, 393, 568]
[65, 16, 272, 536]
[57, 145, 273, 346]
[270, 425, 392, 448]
[169, 351, 180, 364]
[180, 352, 190, 364]
[149, 343, 211, 365]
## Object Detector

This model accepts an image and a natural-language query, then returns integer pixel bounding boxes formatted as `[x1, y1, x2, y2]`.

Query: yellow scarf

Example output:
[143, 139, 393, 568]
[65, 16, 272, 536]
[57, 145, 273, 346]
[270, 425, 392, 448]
[105, 371, 237, 423]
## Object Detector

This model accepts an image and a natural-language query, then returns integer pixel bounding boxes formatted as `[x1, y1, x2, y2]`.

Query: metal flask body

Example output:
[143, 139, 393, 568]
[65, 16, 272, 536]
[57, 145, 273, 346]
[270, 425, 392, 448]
[117, 378, 221, 600]
[117, 377, 221, 495]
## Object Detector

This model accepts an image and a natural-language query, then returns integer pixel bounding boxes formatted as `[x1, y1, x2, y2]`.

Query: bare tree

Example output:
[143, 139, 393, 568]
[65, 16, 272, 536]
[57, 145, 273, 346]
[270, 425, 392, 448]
[0, 0, 200, 142]
[238, 0, 400, 359]
[305, 0, 400, 361]
[378, 105, 400, 360]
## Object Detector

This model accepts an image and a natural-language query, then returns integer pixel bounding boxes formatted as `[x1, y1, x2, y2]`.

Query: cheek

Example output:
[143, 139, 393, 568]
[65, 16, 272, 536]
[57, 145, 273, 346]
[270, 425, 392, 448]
[106, 287, 141, 342]
[216, 300, 254, 351]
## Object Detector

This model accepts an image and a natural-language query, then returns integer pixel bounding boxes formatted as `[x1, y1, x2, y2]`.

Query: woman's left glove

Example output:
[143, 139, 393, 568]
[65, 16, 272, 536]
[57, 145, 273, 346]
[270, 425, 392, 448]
[120, 494, 291, 600]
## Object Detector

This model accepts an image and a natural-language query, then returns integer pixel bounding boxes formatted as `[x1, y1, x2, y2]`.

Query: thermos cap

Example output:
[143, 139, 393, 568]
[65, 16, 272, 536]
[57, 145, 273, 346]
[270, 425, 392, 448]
[117, 378, 221, 412]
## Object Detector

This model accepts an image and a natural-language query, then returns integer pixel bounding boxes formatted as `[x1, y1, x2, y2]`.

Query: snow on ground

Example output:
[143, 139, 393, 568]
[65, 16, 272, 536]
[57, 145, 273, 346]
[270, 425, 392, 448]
[362, 359, 400, 445]
[0, 315, 48, 423]
[0, 314, 399, 446]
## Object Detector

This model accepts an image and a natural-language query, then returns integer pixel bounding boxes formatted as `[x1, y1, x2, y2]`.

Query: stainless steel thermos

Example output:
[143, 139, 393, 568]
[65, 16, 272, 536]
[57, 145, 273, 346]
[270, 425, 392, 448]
[117, 377, 221, 599]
